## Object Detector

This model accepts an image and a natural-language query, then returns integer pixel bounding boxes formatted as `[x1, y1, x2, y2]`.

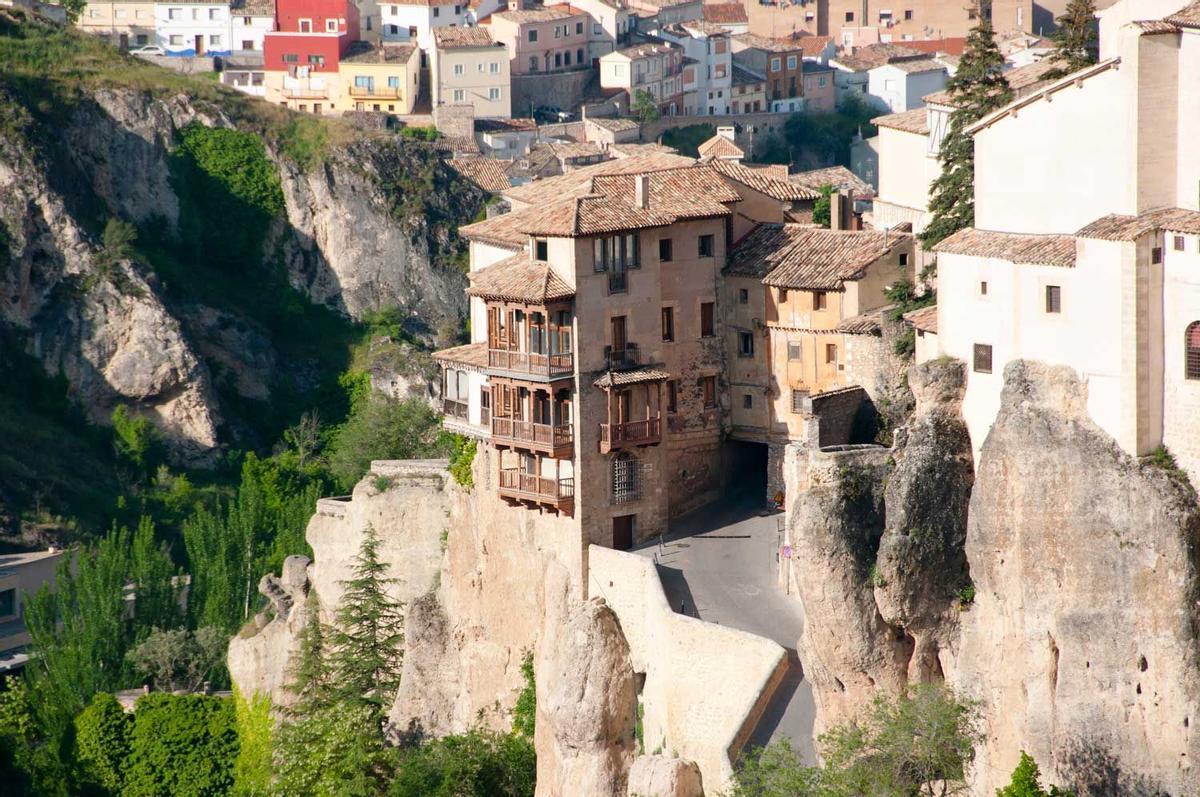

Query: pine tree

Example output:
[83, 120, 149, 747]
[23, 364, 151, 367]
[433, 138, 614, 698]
[997, 751, 1077, 797]
[1047, 0, 1098, 77]
[919, 7, 1013, 248]
[328, 525, 405, 727]
[283, 594, 333, 717]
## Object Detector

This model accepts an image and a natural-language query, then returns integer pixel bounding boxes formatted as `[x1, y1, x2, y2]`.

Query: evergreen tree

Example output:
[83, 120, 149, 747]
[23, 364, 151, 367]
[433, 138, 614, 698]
[328, 526, 406, 727]
[1047, 0, 1098, 77]
[997, 751, 1076, 797]
[283, 594, 334, 717]
[919, 7, 1013, 248]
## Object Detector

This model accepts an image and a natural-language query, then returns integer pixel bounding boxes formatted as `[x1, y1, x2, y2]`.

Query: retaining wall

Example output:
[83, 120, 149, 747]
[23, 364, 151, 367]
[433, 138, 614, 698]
[641, 110, 793, 148]
[510, 68, 595, 117]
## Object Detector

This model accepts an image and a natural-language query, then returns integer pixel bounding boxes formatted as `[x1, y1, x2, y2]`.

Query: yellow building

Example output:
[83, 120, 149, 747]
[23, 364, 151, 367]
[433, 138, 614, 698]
[77, 0, 156, 49]
[336, 41, 421, 114]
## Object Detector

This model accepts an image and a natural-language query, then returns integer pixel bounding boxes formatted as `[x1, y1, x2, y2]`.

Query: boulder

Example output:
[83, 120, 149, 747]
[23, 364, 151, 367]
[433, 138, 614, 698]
[626, 755, 703, 797]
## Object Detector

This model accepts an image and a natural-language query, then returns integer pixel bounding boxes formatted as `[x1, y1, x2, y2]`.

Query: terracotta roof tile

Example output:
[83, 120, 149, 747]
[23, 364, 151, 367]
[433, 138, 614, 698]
[431, 134, 481, 155]
[873, 107, 929, 135]
[923, 58, 1061, 106]
[591, 166, 742, 219]
[475, 117, 538, 132]
[593, 367, 672, 388]
[609, 142, 680, 157]
[460, 210, 530, 249]
[901, 37, 967, 56]
[732, 32, 803, 53]
[884, 57, 946, 74]
[468, 253, 575, 303]
[794, 34, 833, 57]
[711, 159, 818, 201]
[342, 42, 417, 63]
[434, 26, 498, 48]
[731, 223, 909, 290]
[933, 228, 1076, 267]
[1165, 1, 1200, 27]
[446, 157, 511, 194]
[1075, 207, 1200, 240]
[1132, 19, 1182, 33]
[789, 165, 873, 197]
[494, 4, 583, 22]
[586, 116, 641, 132]
[837, 309, 885, 334]
[702, 2, 747, 24]
[502, 152, 696, 206]
[518, 194, 676, 236]
[903, 304, 937, 334]
[697, 134, 744, 159]
[433, 341, 489, 370]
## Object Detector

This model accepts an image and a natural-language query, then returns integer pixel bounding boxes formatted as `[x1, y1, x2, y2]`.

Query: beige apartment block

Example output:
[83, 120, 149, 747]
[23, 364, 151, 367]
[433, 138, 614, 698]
[77, 0, 156, 48]
[487, 2, 591, 74]
[432, 26, 513, 117]
[336, 41, 420, 113]
[598, 40, 685, 114]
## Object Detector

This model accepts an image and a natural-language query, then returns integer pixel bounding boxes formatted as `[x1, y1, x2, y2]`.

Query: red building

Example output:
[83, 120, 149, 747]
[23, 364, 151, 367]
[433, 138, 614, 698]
[263, 0, 360, 72]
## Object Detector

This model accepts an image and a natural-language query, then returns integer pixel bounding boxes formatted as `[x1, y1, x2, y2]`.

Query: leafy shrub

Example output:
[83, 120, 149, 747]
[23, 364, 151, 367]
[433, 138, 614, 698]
[73, 693, 132, 797]
[175, 124, 284, 217]
[231, 689, 272, 797]
[812, 184, 834, 228]
[447, 435, 476, 489]
[957, 583, 976, 606]
[327, 395, 449, 492]
[660, 123, 716, 158]
[126, 627, 228, 693]
[111, 405, 162, 475]
[123, 693, 238, 797]
[997, 751, 1076, 797]
[388, 729, 536, 797]
[511, 650, 535, 738]
[399, 126, 441, 142]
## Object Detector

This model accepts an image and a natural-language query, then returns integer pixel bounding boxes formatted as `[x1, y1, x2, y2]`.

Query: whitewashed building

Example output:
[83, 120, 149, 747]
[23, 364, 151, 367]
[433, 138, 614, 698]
[659, 20, 732, 116]
[229, 0, 274, 55]
[379, 0, 468, 63]
[155, 0, 233, 55]
[865, 57, 946, 113]
[932, 0, 1200, 485]
[570, 0, 631, 61]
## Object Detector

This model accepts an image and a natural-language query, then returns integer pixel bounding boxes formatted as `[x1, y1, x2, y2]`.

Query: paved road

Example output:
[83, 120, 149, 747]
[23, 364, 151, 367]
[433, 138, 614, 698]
[633, 485, 817, 764]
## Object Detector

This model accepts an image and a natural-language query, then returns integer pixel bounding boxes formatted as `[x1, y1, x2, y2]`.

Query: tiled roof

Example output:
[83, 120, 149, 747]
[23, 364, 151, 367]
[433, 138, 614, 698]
[837, 309, 884, 335]
[432, 341, 489, 370]
[966, 58, 1122, 133]
[467, 254, 576, 303]
[475, 117, 537, 132]
[932, 228, 1077, 267]
[342, 42, 417, 64]
[518, 193, 676, 236]
[730, 223, 908, 289]
[231, 0, 274, 15]
[731, 63, 764, 86]
[923, 58, 1061, 106]
[673, 19, 733, 36]
[834, 42, 924, 71]
[1132, 19, 1182, 33]
[697, 134, 744, 159]
[494, 4, 582, 22]
[591, 166, 741, 219]
[732, 32, 802, 53]
[1165, 0, 1200, 27]
[883, 57, 945, 74]
[431, 134, 481, 155]
[711, 159, 818, 201]
[794, 34, 833, 57]
[434, 26, 497, 48]
[502, 152, 698, 206]
[901, 37, 967, 56]
[547, 140, 607, 160]
[447, 157, 511, 194]
[903, 304, 938, 334]
[586, 116, 641, 132]
[873, 107, 928, 135]
[702, 2, 747, 24]
[1075, 208, 1200, 240]
[593, 367, 672, 388]
[789, 165, 873, 197]
[460, 209, 530, 248]
[614, 41, 679, 58]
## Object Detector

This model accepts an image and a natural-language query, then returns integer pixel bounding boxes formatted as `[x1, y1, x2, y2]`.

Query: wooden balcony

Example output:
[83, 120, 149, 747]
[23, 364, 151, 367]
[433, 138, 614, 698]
[599, 416, 662, 454]
[488, 349, 574, 379]
[498, 469, 574, 514]
[491, 417, 573, 458]
[443, 398, 469, 421]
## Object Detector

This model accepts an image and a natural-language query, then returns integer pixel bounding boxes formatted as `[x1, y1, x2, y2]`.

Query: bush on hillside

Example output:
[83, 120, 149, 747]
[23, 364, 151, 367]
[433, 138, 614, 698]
[122, 693, 238, 797]
[327, 394, 448, 492]
[73, 693, 132, 797]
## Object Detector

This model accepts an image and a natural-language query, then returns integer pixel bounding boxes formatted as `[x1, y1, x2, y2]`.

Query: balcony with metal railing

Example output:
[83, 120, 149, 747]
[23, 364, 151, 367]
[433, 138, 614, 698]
[603, 342, 640, 371]
[491, 417, 573, 458]
[349, 85, 403, 99]
[498, 469, 574, 514]
[282, 86, 329, 99]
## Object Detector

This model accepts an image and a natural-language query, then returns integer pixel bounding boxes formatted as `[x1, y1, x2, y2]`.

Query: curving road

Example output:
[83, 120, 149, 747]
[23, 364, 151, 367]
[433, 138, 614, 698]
[634, 483, 817, 765]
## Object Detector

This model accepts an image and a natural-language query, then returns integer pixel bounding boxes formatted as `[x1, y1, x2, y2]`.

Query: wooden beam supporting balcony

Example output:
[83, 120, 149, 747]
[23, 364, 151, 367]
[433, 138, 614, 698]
[497, 468, 574, 515]
[491, 417, 573, 458]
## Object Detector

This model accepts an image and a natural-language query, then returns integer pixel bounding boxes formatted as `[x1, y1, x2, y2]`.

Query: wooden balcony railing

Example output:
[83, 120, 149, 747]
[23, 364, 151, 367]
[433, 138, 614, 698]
[603, 343, 640, 371]
[599, 416, 661, 454]
[498, 469, 574, 510]
[492, 417, 572, 452]
[443, 398, 469, 420]
[487, 349, 574, 378]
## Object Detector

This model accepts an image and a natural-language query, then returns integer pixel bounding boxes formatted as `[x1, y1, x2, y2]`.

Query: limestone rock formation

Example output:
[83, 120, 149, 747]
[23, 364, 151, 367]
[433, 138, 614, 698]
[535, 595, 637, 797]
[626, 755, 704, 797]
[227, 554, 312, 705]
[874, 358, 974, 682]
[954, 362, 1200, 796]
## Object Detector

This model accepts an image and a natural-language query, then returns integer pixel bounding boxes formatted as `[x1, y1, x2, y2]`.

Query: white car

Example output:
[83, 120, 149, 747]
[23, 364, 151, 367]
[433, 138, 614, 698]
[128, 45, 166, 56]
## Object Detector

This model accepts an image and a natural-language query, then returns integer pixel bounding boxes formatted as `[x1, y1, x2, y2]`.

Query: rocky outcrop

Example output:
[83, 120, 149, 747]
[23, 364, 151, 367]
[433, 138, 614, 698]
[874, 358, 974, 682]
[953, 362, 1200, 796]
[626, 755, 704, 797]
[535, 595, 637, 797]
[227, 554, 312, 705]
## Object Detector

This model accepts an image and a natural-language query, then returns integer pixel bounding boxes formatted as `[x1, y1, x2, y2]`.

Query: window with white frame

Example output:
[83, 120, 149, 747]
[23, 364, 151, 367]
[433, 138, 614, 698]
[489, 87, 501, 100]
[454, 63, 464, 75]
[787, 55, 797, 68]
[453, 88, 465, 101]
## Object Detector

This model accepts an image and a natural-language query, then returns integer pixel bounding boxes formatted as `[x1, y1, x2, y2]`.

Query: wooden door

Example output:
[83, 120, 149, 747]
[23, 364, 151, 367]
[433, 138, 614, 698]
[611, 316, 627, 353]
[195, 34, 204, 55]
[612, 515, 634, 551]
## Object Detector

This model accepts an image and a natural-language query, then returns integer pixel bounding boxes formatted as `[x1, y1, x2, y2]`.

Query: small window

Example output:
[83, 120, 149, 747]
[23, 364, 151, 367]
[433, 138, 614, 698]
[489, 87, 501, 101]
[973, 343, 993, 374]
[535, 239, 548, 260]
[739, 331, 755, 357]
[698, 234, 714, 257]
[454, 63, 464, 75]
[738, 288, 749, 304]
[1187, 322, 1200, 380]
[659, 238, 673, 262]
[980, 281, 988, 296]
[433, 5, 440, 14]
[786, 55, 797, 69]
[662, 306, 675, 342]
[700, 302, 715, 337]
[779, 288, 788, 303]
[790, 389, 808, 413]
[0, 588, 14, 618]
[325, 18, 337, 31]
[453, 88, 465, 102]
[770, 57, 781, 71]
[529, 29, 538, 42]
[1175, 235, 1186, 251]
[742, 393, 753, 409]
[899, 253, 909, 266]
[701, 375, 717, 408]
[787, 341, 802, 361]
[845, 10, 854, 21]
[1045, 285, 1061, 314]
[576, 20, 583, 33]
[904, 8, 913, 19]
[1152, 247, 1163, 264]
[667, 380, 678, 413]
[813, 291, 827, 310]
[824, 343, 837, 364]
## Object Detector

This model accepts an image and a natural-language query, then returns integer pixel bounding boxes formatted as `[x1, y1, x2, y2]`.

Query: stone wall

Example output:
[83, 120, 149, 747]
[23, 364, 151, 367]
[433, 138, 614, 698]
[588, 545, 788, 793]
[510, 68, 595, 116]
[640, 111, 792, 150]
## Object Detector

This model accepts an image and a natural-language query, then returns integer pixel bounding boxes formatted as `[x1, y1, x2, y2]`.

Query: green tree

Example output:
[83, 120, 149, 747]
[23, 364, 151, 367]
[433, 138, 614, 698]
[919, 8, 1012, 248]
[812, 184, 834, 228]
[73, 692, 132, 797]
[631, 89, 661, 124]
[389, 728, 536, 797]
[510, 650, 535, 739]
[126, 627, 228, 693]
[130, 517, 182, 632]
[326, 394, 448, 492]
[329, 525, 405, 725]
[1047, 0, 1097, 77]
[274, 701, 391, 797]
[232, 689, 272, 797]
[997, 751, 1076, 797]
[111, 405, 161, 476]
[0, 676, 68, 797]
[123, 693, 238, 797]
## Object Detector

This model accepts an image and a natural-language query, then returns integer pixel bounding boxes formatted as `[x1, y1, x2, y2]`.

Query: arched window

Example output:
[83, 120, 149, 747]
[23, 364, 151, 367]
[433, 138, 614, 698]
[1187, 322, 1200, 380]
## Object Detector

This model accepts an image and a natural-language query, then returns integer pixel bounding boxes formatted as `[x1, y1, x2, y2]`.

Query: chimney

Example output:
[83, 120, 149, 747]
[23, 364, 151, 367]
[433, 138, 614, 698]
[829, 191, 844, 230]
[883, 225, 890, 250]
[634, 174, 650, 209]
[717, 125, 735, 142]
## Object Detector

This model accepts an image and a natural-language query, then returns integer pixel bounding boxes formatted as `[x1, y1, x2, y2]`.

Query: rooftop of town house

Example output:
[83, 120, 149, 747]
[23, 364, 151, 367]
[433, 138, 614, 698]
[837, 307, 890, 335]
[932, 228, 1077, 267]
[493, 3, 585, 23]
[710, 159, 819, 201]
[701, 2, 747, 24]
[386, 0, 464, 5]
[794, 35, 833, 58]
[671, 19, 731, 36]
[966, 58, 1124, 133]
[467, 253, 577, 302]
[731, 63, 764, 85]
[341, 41, 418, 64]
[1075, 208, 1200, 240]
[628, 0, 699, 8]
[900, 36, 967, 56]
[431, 340, 490, 370]
[728, 223, 910, 289]
[231, 0, 274, 15]
[431, 134, 482, 155]
[593, 367, 672, 387]
[586, 116, 641, 133]
[903, 304, 938, 334]
[872, 107, 929, 135]
[832, 42, 926, 71]
[1165, 0, 1200, 27]
[475, 117, 539, 133]
[501, 151, 698, 205]
[433, 26, 498, 48]
[922, 57, 1064, 106]
[731, 32, 806, 53]
[610, 142, 681, 157]
[611, 40, 681, 58]
[1131, 18, 1182, 33]
[459, 208, 531, 249]
[446, 156, 512, 194]
[590, 166, 743, 218]
[789, 165, 873, 197]
[878, 56, 945, 74]
[696, 133, 744, 160]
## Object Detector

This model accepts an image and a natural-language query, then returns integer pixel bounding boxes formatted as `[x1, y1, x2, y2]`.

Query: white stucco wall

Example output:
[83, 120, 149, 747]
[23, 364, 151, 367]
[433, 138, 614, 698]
[155, 1, 232, 55]
[380, 1, 466, 54]
[875, 124, 937, 222]
[1161, 232, 1200, 486]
